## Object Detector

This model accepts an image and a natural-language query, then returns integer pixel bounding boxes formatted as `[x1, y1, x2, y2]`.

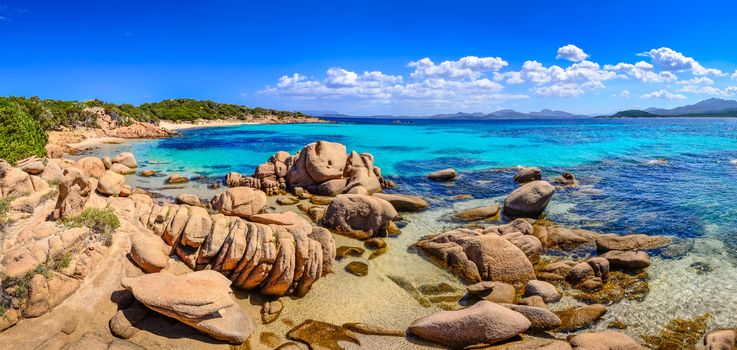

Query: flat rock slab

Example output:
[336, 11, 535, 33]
[122, 270, 253, 344]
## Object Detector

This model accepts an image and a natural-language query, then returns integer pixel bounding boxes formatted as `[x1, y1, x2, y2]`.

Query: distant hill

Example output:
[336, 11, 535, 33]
[602, 98, 737, 118]
[428, 109, 589, 120]
[645, 98, 737, 115]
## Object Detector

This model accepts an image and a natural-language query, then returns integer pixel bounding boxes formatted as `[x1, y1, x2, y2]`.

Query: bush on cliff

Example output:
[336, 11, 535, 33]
[0, 99, 48, 164]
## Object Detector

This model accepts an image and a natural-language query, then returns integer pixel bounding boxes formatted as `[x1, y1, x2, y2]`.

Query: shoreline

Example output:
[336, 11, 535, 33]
[159, 116, 327, 131]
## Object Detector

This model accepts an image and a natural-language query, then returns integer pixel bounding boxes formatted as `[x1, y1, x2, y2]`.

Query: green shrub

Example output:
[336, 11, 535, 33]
[52, 251, 74, 270]
[62, 208, 120, 247]
[0, 99, 47, 165]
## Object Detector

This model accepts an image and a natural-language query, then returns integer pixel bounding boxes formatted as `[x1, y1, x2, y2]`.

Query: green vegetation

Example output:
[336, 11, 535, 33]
[600, 108, 737, 118]
[2, 96, 313, 131]
[52, 251, 74, 270]
[0, 99, 48, 164]
[62, 208, 120, 247]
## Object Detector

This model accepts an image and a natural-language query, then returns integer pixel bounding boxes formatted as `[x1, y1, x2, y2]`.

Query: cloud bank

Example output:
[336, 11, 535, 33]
[261, 45, 734, 110]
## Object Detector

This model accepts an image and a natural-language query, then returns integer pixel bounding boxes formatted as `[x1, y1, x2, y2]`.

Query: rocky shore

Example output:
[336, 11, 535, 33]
[0, 141, 730, 349]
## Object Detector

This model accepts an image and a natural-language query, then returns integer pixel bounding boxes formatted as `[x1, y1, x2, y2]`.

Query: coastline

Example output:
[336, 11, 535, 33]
[159, 116, 327, 131]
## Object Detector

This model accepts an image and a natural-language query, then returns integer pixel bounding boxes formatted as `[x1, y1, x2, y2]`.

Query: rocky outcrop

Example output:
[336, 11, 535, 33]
[321, 194, 398, 239]
[225, 141, 392, 197]
[416, 228, 535, 286]
[600, 250, 650, 269]
[503, 180, 555, 218]
[122, 270, 253, 344]
[408, 301, 530, 348]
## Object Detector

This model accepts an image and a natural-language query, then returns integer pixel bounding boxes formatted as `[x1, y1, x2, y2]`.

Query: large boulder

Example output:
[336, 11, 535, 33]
[75, 157, 106, 178]
[211, 187, 267, 219]
[342, 151, 381, 194]
[112, 152, 138, 168]
[121, 270, 253, 343]
[288, 141, 347, 188]
[0, 160, 34, 198]
[110, 163, 135, 175]
[372, 193, 428, 212]
[416, 229, 536, 286]
[97, 170, 126, 196]
[130, 234, 169, 273]
[321, 194, 398, 239]
[503, 180, 555, 218]
[704, 330, 736, 350]
[523, 280, 561, 303]
[408, 301, 530, 348]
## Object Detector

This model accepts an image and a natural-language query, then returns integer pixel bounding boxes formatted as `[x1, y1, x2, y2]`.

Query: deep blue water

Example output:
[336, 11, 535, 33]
[106, 117, 737, 245]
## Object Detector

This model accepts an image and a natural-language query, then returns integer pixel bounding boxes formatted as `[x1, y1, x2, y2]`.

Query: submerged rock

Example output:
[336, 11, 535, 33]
[342, 322, 405, 337]
[453, 204, 501, 221]
[345, 261, 368, 276]
[287, 319, 360, 350]
[555, 304, 607, 331]
[704, 329, 735, 350]
[513, 167, 542, 183]
[372, 193, 429, 211]
[408, 301, 530, 348]
[569, 331, 644, 350]
[427, 168, 457, 181]
[601, 250, 650, 269]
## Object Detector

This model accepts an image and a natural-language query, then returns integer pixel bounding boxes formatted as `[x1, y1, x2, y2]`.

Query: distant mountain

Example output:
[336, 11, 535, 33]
[298, 110, 342, 117]
[429, 109, 589, 120]
[645, 98, 737, 115]
[602, 98, 737, 118]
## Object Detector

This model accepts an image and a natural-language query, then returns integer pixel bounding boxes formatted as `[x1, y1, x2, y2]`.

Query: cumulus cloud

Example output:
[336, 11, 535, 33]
[556, 44, 589, 62]
[495, 60, 617, 96]
[408, 56, 508, 80]
[639, 47, 723, 76]
[604, 61, 677, 83]
[261, 65, 527, 108]
[678, 85, 737, 97]
[675, 77, 714, 85]
[641, 90, 687, 100]
[263, 46, 734, 110]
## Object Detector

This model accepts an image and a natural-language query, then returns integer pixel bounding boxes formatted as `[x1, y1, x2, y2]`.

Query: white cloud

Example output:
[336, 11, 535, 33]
[261, 65, 527, 108]
[675, 77, 714, 85]
[556, 44, 589, 62]
[639, 47, 724, 76]
[678, 85, 737, 97]
[731, 70, 737, 80]
[604, 61, 677, 83]
[641, 90, 688, 100]
[408, 56, 508, 80]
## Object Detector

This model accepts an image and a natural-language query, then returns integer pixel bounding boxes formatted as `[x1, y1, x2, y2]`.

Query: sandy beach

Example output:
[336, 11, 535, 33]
[158, 119, 257, 131]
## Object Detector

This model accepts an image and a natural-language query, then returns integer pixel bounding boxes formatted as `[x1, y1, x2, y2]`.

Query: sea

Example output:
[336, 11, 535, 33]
[87, 117, 737, 346]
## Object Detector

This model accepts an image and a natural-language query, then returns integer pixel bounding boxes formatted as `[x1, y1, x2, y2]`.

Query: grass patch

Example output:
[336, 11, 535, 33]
[52, 251, 74, 270]
[63, 208, 120, 247]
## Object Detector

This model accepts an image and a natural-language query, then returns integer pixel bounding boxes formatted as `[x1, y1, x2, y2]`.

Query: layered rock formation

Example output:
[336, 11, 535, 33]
[226, 141, 391, 196]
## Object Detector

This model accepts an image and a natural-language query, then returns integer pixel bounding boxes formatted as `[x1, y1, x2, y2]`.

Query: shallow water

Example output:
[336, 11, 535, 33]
[90, 117, 737, 344]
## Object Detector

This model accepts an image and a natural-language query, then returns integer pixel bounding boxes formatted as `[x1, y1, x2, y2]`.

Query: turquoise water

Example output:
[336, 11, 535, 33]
[91, 117, 737, 339]
[98, 117, 737, 244]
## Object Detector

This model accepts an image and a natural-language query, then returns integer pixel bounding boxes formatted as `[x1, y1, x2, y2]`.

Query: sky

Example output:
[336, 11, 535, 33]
[2, 0, 737, 116]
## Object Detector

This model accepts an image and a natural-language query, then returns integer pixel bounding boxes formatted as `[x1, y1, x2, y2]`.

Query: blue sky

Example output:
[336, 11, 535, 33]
[2, 1, 737, 116]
